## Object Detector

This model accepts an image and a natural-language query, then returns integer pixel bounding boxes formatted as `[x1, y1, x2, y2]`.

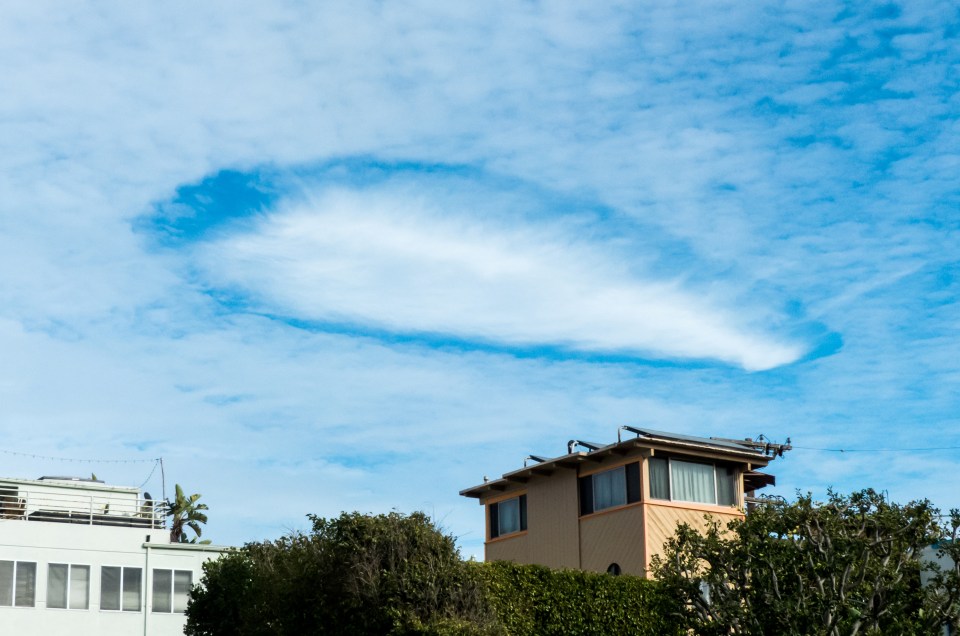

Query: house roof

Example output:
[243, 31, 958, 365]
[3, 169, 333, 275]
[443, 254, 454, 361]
[460, 427, 784, 499]
[0, 476, 140, 495]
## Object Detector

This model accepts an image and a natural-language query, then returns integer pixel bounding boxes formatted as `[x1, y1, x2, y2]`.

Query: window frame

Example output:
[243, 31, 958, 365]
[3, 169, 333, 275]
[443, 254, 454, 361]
[46, 563, 90, 610]
[648, 456, 739, 506]
[100, 566, 142, 612]
[488, 494, 527, 539]
[151, 568, 193, 614]
[579, 462, 641, 516]
[0, 560, 36, 608]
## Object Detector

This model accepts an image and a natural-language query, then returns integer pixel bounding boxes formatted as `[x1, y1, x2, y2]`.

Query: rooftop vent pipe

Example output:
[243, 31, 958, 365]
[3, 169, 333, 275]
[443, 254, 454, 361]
[567, 440, 603, 454]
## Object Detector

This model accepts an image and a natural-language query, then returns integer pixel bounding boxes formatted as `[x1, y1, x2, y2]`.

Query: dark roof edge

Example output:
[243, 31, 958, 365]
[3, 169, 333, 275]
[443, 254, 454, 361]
[461, 431, 777, 498]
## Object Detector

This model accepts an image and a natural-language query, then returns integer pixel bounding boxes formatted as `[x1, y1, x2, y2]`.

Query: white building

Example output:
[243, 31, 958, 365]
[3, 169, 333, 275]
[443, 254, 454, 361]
[0, 476, 226, 635]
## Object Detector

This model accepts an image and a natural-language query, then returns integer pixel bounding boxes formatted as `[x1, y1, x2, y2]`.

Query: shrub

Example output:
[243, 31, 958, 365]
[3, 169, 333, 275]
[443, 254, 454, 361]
[476, 561, 682, 636]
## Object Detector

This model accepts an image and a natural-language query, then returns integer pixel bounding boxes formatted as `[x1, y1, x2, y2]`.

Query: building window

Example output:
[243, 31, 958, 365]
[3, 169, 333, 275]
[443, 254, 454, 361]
[152, 569, 192, 613]
[579, 462, 640, 516]
[47, 564, 90, 610]
[606, 563, 622, 576]
[649, 457, 738, 506]
[100, 566, 142, 612]
[0, 560, 36, 607]
[489, 494, 527, 539]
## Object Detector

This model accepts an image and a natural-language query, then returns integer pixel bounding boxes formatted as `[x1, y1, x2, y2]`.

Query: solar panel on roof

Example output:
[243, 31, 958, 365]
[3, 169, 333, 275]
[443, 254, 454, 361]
[622, 426, 759, 453]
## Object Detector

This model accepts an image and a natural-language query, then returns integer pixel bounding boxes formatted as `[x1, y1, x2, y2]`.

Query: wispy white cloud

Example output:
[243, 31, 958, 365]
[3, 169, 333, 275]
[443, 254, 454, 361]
[192, 186, 803, 370]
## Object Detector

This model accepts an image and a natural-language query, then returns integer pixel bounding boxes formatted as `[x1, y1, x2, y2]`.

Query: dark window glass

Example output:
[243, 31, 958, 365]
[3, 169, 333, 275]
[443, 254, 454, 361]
[579, 474, 594, 516]
[518, 495, 528, 531]
[626, 462, 641, 504]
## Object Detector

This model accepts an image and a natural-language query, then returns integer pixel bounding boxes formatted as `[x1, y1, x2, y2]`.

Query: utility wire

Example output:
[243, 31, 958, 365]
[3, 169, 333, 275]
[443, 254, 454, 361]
[0, 447, 160, 463]
[137, 459, 162, 489]
[793, 445, 960, 453]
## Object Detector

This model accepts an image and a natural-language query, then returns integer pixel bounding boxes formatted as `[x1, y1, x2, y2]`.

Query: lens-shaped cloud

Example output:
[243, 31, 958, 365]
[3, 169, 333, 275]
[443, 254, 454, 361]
[192, 186, 804, 371]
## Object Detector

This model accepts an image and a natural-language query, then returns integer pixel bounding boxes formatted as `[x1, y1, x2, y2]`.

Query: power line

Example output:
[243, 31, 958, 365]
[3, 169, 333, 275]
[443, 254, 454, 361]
[137, 459, 162, 489]
[0, 448, 160, 464]
[793, 445, 960, 453]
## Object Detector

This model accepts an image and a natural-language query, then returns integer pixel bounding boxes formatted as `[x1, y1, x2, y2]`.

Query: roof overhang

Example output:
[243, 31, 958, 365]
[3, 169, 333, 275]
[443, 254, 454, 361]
[460, 429, 774, 499]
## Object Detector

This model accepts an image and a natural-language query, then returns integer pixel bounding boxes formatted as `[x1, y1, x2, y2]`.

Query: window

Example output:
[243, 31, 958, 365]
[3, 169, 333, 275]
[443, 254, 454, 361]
[594, 466, 627, 510]
[47, 564, 89, 609]
[649, 457, 738, 506]
[0, 560, 36, 607]
[579, 463, 640, 515]
[100, 566, 141, 612]
[152, 569, 192, 613]
[489, 494, 527, 538]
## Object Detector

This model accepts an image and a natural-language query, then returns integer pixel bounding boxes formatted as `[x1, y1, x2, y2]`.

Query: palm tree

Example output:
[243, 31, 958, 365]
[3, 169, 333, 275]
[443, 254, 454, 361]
[166, 484, 209, 543]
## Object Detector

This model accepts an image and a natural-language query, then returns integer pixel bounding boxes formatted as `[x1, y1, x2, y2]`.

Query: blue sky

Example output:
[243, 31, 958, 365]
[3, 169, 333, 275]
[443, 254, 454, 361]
[1, 1, 959, 556]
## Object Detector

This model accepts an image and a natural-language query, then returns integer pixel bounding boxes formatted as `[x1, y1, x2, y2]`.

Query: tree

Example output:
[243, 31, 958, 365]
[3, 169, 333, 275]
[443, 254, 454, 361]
[184, 511, 496, 635]
[652, 489, 960, 636]
[166, 484, 209, 544]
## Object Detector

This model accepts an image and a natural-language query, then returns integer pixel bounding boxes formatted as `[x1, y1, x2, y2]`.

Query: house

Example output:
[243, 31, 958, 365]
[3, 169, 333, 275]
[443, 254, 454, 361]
[0, 476, 226, 635]
[460, 426, 788, 576]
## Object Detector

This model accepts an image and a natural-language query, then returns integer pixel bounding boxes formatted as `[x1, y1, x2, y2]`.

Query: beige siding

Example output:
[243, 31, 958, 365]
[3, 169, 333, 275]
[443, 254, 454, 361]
[481, 468, 581, 568]
[643, 502, 743, 571]
[475, 447, 760, 579]
[579, 504, 646, 576]
[525, 468, 580, 569]
[485, 532, 530, 563]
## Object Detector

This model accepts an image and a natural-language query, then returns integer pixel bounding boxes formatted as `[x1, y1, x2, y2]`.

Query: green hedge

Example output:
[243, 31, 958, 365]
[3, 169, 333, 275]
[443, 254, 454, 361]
[476, 561, 682, 636]
[184, 511, 682, 635]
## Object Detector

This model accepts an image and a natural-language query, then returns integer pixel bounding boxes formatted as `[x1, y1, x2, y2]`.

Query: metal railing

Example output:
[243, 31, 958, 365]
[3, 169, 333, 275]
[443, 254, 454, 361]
[0, 488, 168, 529]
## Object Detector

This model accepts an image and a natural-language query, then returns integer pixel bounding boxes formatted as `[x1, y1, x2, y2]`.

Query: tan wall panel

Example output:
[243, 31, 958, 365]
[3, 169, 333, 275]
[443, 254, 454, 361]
[644, 503, 742, 571]
[525, 468, 580, 569]
[485, 532, 530, 563]
[579, 504, 646, 576]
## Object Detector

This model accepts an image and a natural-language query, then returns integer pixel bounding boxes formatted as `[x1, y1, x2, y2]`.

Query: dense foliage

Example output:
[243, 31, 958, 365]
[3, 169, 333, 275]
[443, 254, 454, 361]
[184, 511, 678, 635]
[184, 511, 494, 635]
[475, 561, 680, 636]
[187, 492, 960, 635]
[652, 489, 960, 636]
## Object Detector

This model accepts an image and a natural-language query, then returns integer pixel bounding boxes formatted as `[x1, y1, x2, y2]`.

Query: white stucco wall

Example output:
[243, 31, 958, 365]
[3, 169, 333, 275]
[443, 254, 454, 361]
[0, 519, 226, 636]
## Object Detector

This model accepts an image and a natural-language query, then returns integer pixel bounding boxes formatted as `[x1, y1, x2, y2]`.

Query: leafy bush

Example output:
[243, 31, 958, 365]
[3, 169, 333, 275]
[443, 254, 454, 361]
[652, 489, 960, 636]
[185, 510, 681, 635]
[476, 561, 681, 636]
[185, 511, 496, 635]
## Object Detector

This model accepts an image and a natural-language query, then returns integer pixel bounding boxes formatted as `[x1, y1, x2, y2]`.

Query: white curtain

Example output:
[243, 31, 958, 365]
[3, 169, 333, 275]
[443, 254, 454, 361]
[716, 467, 737, 506]
[14, 562, 35, 607]
[648, 458, 669, 499]
[122, 568, 141, 612]
[593, 466, 626, 511]
[70, 565, 89, 610]
[498, 498, 520, 535]
[671, 460, 716, 504]
[47, 564, 68, 609]
[100, 566, 121, 610]
[153, 569, 172, 613]
[0, 561, 12, 606]
[173, 571, 193, 613]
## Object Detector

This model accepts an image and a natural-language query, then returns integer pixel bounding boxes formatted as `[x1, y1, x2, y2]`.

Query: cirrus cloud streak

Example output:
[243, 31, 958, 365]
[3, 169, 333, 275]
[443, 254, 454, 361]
[194, 186, 803, 371]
